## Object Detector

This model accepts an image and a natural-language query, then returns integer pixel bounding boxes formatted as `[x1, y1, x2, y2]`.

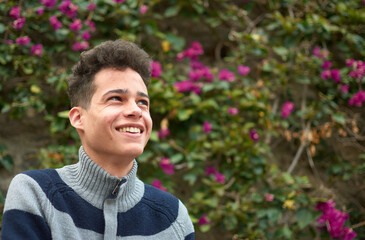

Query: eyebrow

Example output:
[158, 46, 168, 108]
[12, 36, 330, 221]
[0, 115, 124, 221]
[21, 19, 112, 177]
[102, 89, 149, 99]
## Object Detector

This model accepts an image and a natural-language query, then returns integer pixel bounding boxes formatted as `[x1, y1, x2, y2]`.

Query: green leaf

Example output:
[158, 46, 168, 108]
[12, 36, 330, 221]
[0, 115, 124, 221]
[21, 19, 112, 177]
[333, 113, 346, 125]
[0, 23, 5, 34]
[177, 109, 193, 121]
[296, 208, 315, 229]
[57, 110, 70, 119]
[164, 6, 181, 17]
[165, 33, 185, 52]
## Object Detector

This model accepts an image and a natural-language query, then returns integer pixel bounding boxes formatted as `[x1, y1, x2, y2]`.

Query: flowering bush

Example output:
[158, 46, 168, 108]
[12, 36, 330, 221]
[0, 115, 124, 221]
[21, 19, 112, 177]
[1, 0, 364, 239]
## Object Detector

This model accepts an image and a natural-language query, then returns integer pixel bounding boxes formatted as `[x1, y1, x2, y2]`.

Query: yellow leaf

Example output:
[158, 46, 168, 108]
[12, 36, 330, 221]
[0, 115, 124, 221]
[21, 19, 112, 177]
[161, 41, 170, 52]
[30, 85, 41, 94]
[283, 200, 295, 210]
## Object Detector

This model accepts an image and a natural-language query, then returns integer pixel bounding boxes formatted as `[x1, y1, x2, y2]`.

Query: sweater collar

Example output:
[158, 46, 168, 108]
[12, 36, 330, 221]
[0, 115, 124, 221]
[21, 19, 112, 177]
[59, 146, 143, 209]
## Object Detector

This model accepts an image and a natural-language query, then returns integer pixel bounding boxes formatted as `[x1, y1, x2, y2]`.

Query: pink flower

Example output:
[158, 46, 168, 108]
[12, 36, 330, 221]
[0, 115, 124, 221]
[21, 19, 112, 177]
[49, 16, 62, 30]
[41, 0, 57, 8]
[151, 179, 167, 192]
[340, 84, 349, 93]
[198, 214, 210, 226]
[228, 107, 238, 115]
[214, 172, 225, 184]
[114, 0, 126, 2]
[16, 36, 31, 46]
[10, 7, 20, 19]
[13, 17, 26, 30]
[84, 20, 96, 32]
[6, 40, 14, 44]
[348, 90, 365, 107]
[37, 7, 44, 15]
[342, 227, 357, 240]
[87, 2, 97, 11]
[159, 158, 174, 175]
[331, 69, 341, 83]
[69, 19, 82, 31]
[157, 128, 170, 139]
[281, 101, 294, 118]
[321, 60, 332, 69]
[346, 59, 355, 67]
[218, 69, 235, 82]
[31, 44, 43, 57]
[72, 41, 89, 51]
[59, 0, 78, 18]
[82, 31, 91, 40]
[151, 61, 162, 78]
[176, 41, 204, 61]
[312, 46, 329, 60]
[205, 166, 216, 175]
[203, 121, 212, 133]
[237, 65, 250, 76]
[140, 5, 148, 14]
[264, 193, 274, 202]
[321, 70, 331, 80]
[249, 129, 259, 142]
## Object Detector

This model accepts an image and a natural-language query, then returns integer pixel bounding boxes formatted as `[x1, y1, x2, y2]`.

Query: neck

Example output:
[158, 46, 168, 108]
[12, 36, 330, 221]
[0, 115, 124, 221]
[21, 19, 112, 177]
[82, 145, 134, 178]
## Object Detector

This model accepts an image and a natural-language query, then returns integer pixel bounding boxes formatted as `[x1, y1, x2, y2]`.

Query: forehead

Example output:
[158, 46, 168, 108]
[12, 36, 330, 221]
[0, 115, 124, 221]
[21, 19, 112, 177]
[93, 68, 147, 94]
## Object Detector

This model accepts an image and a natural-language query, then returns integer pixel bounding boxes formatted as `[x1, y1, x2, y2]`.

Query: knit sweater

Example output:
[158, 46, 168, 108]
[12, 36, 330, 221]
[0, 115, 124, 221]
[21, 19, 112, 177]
[1, 147, 194, 240]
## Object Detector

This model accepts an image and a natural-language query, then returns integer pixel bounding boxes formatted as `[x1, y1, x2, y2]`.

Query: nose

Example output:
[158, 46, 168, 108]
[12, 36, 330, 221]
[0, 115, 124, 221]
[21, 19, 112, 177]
[123, 101, 142, 118]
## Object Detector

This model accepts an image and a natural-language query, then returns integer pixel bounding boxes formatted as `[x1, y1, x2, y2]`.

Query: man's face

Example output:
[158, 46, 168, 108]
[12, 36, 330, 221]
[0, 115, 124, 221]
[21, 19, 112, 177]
[79, 68, 152, 162]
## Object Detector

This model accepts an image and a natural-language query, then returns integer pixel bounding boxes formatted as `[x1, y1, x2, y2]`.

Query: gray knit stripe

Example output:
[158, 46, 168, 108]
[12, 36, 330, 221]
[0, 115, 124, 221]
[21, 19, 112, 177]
[57, 146, 144, 210]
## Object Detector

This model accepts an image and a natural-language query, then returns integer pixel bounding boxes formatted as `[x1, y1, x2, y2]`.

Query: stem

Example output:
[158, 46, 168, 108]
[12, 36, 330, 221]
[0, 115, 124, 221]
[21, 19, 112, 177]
[352, 221, 365, 229]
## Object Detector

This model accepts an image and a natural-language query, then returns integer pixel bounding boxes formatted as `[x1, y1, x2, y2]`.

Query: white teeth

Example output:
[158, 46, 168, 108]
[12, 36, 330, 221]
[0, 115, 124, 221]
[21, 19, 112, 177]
[119, 127, 141, 133]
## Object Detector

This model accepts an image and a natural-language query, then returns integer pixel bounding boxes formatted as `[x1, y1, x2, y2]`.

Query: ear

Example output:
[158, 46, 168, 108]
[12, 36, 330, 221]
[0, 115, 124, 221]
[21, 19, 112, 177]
[69, 107, 84, 132]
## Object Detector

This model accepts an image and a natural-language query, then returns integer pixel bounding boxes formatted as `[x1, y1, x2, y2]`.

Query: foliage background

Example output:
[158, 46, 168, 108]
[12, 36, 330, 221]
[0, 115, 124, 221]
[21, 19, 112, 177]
[0, 0, 365, 239]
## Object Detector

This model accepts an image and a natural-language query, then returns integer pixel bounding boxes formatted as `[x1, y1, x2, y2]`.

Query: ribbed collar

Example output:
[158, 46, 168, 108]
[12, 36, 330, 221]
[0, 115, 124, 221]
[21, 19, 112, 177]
[57, 146, 144, 211]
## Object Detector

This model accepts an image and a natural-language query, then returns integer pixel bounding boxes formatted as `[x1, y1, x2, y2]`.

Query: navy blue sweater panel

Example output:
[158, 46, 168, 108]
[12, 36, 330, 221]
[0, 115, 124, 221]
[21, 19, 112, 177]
[23, 169, 105, 234]
[117, 184, 179, 237]
[1, 209, 52, 240]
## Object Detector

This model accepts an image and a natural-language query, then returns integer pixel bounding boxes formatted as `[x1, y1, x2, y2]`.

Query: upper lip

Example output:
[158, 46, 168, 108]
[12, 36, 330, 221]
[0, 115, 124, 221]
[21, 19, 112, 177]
[116, 123, 145, 133]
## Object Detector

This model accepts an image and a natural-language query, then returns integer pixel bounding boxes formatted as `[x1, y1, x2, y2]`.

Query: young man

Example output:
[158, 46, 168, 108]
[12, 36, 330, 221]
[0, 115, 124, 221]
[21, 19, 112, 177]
[1, 40, 195, 240]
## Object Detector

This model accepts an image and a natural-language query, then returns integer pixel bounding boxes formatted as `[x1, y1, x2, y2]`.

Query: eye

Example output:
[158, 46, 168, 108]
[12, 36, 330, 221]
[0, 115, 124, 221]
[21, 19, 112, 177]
[137, 99, 149, 106]
[108, 96, 122, 101]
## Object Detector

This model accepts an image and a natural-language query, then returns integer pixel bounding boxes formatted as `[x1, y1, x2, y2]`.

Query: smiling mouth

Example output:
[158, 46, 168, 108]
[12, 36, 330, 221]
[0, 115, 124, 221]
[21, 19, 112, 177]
[117, 127, 143, 134]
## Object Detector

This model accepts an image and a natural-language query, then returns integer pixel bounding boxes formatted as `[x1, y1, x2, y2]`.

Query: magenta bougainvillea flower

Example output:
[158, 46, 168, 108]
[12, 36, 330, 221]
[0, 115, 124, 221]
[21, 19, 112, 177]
[114, 0, 126, 3]
[140, 5, 148, 14]
[157, 128, 170, 139]
[214, 172, 225, 184]
[218, 69, 235, 82]
[159, 158, 175, 175]
[31, 44, 43, 57]
[321, 70, 331, 80]
[349, 60, 365, 79]
[346, 59, 355, 67]
[6, 40, 14, 44]
[331, 69, 341, 83]
[151, 179, 167, 192]
[264, 193, 274, 202]
[87, 3, 97, 11]
[82, 31, 90, 41]
[72, 41, 89, 51]
[322, 60, 332, 69]
[249, 129, 259, 142]
[281, 101, 294, 118]
[206, 166, 225, 184]
[69, 19, 82, 31]
[177, 41, 203, 61]
[49, 16, 62, 30]
[316, 200, 357, 240]
[40, 0, 57, 8]
[203, 121, 212, 133]
[198, 214, 210, 226]
[237, 65, 250, 76]
[348, 90, 365, 107]
[151, 61, 162, 78]
[59, 0, 78, 18]
[16, 36, 31, 46]
[228, 107, 238, 115]
[340, 84, 349, 93]
[10, 7, 20, 19]
[84, 20, 96, 32]
[312, 46, 329, 60]
[13, 17, 25, 30]
[37, 7, 44, 15]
